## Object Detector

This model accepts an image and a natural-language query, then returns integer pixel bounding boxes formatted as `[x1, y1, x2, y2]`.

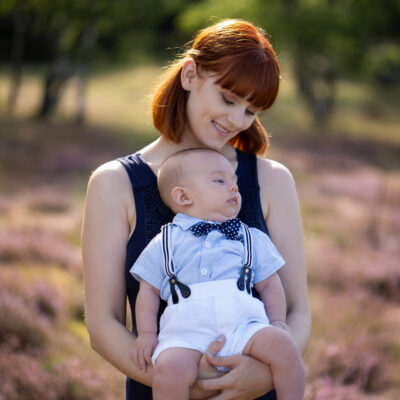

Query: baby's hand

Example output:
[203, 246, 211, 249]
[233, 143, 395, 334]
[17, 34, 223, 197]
[131, 333, 158, 371]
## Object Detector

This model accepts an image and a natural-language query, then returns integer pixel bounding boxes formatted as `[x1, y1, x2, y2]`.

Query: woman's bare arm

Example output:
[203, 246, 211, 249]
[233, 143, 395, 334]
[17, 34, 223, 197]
[82, 161, 154, 386]
[259, 158, 311, 353]
[192, 156, 312, 400]
[82, 161, 227, 396]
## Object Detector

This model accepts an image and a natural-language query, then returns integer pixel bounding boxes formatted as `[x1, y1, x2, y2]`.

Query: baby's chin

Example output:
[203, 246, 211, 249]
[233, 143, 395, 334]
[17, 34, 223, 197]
[212, 212, 240, 223]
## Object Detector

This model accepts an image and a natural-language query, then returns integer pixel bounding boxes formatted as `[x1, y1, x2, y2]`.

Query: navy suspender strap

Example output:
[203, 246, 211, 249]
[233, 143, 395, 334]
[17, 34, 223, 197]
[161, 222, 253, 301]
[161, 223, 191, 304]
[237, 223, 253, 293]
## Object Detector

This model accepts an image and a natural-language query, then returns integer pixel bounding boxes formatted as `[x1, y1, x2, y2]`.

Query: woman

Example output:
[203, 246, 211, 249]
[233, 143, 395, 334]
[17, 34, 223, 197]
[82, 19, 310, 400]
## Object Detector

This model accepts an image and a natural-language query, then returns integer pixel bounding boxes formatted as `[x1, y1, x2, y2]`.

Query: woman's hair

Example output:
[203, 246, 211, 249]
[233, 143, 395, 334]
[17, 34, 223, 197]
[151, 19, 280, 155]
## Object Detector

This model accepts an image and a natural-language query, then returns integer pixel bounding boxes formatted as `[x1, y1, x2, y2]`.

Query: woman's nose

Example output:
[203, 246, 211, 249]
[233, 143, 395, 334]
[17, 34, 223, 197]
[227, 109, 245, 130]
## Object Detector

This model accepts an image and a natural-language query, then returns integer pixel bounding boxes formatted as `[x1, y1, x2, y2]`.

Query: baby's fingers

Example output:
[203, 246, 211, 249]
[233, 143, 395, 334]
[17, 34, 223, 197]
[131, 346, 140, 368]
[144, 346, 153, 366]
[137, 349, 147, 371]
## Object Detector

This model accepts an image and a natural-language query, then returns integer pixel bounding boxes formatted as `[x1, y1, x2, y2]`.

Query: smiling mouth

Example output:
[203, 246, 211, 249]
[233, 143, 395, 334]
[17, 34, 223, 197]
[212, 120, 231, 137]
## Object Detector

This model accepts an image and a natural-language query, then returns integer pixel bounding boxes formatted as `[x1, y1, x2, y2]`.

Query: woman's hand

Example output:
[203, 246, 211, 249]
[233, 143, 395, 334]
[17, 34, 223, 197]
[189, 335, 226, 399]
[196, 352, 273, 400]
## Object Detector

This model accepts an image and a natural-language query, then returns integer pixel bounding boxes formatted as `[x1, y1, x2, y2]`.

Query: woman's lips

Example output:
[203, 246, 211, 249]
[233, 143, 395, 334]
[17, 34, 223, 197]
[212, 120, 231, 138]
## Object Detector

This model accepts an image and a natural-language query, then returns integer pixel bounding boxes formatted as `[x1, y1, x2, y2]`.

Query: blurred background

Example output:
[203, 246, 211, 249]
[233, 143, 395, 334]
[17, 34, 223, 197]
[0, 1, 399, 399]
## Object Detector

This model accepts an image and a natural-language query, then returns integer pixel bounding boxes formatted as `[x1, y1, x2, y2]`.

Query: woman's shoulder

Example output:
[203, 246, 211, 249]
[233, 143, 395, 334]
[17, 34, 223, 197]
[256, 157, 297, 203]
[86, 160, 133, 210]
[257, 157, 295, 186]
[89, 160, 130, 191]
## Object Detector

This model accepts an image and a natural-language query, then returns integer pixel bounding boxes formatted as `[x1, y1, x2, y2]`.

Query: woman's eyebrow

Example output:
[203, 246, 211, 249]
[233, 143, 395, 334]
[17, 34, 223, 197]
[222, 89, 258, 111]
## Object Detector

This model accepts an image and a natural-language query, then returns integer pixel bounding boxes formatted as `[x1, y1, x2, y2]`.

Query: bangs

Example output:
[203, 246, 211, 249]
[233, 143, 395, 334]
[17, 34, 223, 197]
[213, 52, 280, 110]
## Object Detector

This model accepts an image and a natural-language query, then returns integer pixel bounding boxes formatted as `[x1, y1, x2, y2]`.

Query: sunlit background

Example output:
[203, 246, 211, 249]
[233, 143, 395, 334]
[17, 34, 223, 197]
[0, 1, 399, 399]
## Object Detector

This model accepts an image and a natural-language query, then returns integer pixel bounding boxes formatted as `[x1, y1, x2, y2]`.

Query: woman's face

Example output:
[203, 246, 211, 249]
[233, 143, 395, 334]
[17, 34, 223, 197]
[181, 62, 260, 150]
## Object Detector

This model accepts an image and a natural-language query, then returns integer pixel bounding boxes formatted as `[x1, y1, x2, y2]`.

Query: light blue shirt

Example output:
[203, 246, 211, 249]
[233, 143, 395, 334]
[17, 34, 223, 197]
[131, 213, 285, 301]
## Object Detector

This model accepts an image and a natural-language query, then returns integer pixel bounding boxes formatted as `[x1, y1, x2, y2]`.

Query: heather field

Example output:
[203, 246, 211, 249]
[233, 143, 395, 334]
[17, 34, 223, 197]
[0, 66, 399, 399]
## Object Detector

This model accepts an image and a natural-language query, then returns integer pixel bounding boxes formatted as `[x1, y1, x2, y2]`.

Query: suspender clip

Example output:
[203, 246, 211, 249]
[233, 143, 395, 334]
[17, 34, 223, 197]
[169, 275, 191, 304]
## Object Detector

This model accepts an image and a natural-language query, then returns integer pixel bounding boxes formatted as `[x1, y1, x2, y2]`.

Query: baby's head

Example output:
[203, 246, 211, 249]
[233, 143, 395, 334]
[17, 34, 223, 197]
[157, 148, 241, 222]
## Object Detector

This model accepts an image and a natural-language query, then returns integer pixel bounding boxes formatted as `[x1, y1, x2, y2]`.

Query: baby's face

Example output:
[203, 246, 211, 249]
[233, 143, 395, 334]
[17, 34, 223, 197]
[185, 152, 241, 222]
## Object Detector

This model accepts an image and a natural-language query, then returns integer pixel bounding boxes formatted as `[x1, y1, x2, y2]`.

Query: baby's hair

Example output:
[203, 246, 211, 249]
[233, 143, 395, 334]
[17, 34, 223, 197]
[157, 148, 224, 210]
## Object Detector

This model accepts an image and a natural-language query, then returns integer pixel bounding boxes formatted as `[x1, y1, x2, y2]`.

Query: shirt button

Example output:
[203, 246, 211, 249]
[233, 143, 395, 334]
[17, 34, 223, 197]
[200, 268, 208, 275]
[204, 241, 211, 248]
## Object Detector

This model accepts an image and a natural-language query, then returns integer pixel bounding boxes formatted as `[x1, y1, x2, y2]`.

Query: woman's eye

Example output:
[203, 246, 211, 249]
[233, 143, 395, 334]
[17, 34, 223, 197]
[246, 109, 256, 116]
[221, 95, 234, 105]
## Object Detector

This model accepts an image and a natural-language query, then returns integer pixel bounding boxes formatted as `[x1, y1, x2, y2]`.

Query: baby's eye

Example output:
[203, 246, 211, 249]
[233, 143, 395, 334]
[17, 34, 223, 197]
[214, 179, 224, 184]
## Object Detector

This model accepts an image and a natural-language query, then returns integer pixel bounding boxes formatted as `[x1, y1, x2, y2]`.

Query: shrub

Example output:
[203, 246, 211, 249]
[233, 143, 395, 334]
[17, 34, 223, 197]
[0, 290, 49, 351]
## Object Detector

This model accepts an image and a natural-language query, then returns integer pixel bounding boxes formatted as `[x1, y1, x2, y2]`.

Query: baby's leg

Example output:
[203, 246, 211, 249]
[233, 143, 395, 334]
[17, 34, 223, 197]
[153, 347, 202, 400]
[243, 327, 305, 400]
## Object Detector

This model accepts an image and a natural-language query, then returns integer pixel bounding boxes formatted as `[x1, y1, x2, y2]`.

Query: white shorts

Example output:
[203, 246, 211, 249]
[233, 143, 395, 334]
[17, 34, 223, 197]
[152, 279, 270, 365]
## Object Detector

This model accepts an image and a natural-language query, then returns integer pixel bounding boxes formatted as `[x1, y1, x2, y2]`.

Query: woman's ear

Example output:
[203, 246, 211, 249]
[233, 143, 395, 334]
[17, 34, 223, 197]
[171, 186, 193, 206]
[181, 59, 197, 91]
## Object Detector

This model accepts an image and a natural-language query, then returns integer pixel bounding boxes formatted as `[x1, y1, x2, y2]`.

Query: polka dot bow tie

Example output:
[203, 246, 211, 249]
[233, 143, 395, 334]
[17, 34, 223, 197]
[189, 218, 243, 242]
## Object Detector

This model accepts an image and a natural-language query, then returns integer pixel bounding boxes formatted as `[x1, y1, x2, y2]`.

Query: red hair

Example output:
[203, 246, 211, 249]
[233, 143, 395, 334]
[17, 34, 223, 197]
[152, 19, 280, 155]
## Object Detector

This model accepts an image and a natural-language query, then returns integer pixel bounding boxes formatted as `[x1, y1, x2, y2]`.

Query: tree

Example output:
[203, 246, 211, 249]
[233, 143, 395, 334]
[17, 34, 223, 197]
[176, 0, 400, 127]
[1, 0, 196, 121]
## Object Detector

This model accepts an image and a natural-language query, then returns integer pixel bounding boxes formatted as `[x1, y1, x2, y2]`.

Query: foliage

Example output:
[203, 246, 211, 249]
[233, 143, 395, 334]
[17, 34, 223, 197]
[176, 0, 400, 125]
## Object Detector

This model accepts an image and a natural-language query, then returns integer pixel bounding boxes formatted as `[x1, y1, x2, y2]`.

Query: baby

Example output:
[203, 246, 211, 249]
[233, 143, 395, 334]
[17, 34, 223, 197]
[130, 148, 305, 400]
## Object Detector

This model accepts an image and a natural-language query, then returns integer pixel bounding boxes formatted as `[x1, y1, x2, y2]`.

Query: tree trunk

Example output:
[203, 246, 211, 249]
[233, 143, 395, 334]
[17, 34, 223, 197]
[294, 56, 337, 128]
[74, 26, 97, 124]
[7, 1, 27, 113]
[37, 55, 70, 119]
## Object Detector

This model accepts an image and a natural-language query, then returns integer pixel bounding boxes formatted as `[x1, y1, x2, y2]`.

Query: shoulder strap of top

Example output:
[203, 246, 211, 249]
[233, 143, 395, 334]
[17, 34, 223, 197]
[235, 148, 259, 189]
[117, 153, 157, 190]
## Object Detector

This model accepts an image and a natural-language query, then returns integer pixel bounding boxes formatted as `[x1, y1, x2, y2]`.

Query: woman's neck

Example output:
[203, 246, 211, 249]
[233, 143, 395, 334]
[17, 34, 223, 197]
[140, 136, 237, 176]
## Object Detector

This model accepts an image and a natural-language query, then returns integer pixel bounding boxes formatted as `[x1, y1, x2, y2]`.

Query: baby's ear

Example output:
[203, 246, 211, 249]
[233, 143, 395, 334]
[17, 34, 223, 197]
[171, 186, 192, 206]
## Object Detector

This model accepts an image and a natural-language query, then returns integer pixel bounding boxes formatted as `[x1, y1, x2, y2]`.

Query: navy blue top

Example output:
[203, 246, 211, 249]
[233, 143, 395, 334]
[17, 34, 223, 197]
[118, 148, 276, 400]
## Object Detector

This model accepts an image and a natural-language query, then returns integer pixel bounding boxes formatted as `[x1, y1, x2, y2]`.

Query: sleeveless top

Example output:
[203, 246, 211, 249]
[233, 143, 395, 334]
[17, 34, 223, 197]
[118, 148, 277, 400]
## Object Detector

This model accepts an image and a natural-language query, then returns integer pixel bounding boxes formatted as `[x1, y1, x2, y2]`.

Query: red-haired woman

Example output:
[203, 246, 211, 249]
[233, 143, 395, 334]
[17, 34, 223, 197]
[82, 19, 310, 400]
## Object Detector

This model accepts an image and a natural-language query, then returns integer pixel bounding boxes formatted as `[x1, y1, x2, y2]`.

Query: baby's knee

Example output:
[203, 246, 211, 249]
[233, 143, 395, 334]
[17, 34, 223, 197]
[154, 351, 197, 384]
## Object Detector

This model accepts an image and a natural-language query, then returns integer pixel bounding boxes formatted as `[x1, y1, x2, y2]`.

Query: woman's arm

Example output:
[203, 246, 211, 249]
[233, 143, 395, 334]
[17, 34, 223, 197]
[193, 157, 311, 400]
[82, 161, 154, 386]
[258, 158, 311, 353]
[82, 161, 227, 397]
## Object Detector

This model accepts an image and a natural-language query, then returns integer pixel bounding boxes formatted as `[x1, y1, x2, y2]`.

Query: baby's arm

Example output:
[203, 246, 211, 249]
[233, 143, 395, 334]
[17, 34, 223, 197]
[254, 273, 290, 332]
[132, 280, 160, 371]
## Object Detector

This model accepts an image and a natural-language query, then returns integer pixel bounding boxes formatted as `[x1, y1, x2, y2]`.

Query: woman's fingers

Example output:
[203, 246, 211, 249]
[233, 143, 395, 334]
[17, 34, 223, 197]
[206, 334, 226, 357]
[204, 353, 240, 370]
[197, 373, 233, 393]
